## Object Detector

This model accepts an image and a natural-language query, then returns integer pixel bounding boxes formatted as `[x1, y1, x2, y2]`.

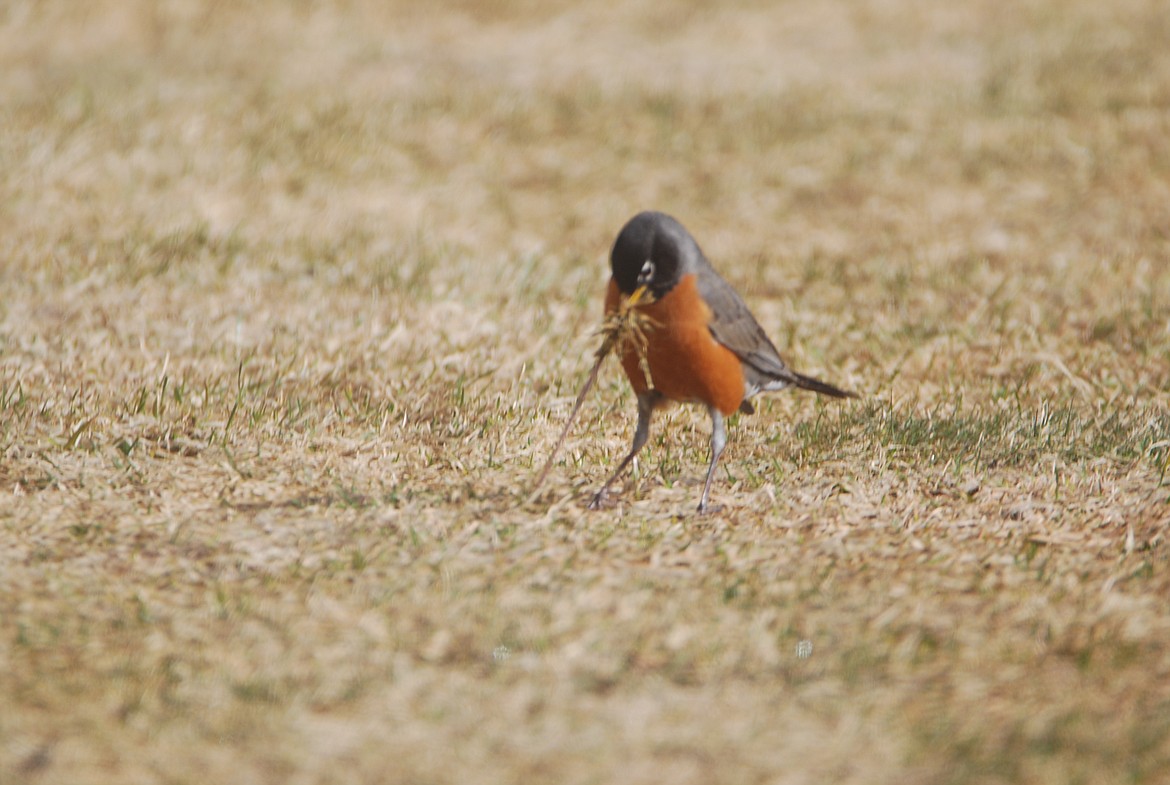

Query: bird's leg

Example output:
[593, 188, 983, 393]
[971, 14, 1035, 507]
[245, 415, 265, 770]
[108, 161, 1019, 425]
[697, 406, 727, 513]
[589, 392, 660, 510]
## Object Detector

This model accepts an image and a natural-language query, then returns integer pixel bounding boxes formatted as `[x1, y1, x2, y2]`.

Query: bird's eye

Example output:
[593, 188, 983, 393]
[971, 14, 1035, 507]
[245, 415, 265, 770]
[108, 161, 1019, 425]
[638, 259, 655, 283]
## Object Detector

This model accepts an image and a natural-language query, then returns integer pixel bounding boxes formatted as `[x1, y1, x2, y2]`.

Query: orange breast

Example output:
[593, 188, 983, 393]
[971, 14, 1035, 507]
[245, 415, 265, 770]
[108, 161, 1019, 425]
[604, 275, 745, 416]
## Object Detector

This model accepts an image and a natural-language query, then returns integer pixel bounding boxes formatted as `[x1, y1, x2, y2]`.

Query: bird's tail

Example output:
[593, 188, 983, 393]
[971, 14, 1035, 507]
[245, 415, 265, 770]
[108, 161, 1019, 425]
[789, 370, 857, 399]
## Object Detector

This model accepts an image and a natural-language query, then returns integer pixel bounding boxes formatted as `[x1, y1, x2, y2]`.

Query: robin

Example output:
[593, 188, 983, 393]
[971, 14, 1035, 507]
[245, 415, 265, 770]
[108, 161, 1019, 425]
[590, 211, 856, 513]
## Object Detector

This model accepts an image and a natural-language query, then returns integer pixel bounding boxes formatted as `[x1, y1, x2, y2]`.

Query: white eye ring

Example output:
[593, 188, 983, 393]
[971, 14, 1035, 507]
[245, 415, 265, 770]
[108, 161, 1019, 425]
[638, 259, 655, 282]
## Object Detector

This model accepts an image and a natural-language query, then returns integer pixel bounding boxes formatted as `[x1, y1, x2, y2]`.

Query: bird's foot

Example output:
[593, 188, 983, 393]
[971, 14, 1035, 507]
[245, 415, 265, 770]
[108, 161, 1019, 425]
[587, 489, 610, 511]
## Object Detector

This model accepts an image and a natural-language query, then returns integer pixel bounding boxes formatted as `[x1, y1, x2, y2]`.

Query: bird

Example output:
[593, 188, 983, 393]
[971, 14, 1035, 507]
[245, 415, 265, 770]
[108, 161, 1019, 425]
[590, 211, 856, 513]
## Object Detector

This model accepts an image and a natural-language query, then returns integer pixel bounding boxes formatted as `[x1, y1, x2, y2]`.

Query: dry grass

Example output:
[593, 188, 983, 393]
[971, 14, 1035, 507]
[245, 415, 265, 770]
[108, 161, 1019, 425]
[2, 0, 1169, 783]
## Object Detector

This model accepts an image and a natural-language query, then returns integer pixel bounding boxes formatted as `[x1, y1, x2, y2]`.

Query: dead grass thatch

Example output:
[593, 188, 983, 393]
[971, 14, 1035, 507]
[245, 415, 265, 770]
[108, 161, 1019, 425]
[2, 1, 1169, 783]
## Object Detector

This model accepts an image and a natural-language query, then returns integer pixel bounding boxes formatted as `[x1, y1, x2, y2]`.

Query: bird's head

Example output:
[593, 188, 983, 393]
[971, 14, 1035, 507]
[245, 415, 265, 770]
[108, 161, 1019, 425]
[610, 211, 702, 303]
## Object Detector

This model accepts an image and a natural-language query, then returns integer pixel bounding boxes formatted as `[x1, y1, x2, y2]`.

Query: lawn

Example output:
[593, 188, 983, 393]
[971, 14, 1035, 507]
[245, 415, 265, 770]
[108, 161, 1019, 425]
[1, 1, 1168, 783]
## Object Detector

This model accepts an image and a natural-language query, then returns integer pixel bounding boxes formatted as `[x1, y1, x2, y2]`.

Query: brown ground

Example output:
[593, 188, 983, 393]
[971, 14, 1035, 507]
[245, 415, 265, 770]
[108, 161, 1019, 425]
[1, 1, 1168, 783]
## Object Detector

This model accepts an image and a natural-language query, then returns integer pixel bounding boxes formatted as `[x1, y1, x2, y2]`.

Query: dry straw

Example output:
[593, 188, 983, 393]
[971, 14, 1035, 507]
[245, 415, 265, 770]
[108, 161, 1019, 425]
[531, 286, 656, 495]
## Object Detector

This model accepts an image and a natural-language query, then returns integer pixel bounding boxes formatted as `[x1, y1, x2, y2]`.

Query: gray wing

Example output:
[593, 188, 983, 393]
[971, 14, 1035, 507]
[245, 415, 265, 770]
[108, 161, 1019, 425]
[695, 265, 794, 382]
[697, 265, 857, 399]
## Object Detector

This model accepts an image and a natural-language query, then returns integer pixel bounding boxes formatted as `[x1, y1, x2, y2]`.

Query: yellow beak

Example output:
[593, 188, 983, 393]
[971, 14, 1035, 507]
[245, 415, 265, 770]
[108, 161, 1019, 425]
[628, 284, 649, 306]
